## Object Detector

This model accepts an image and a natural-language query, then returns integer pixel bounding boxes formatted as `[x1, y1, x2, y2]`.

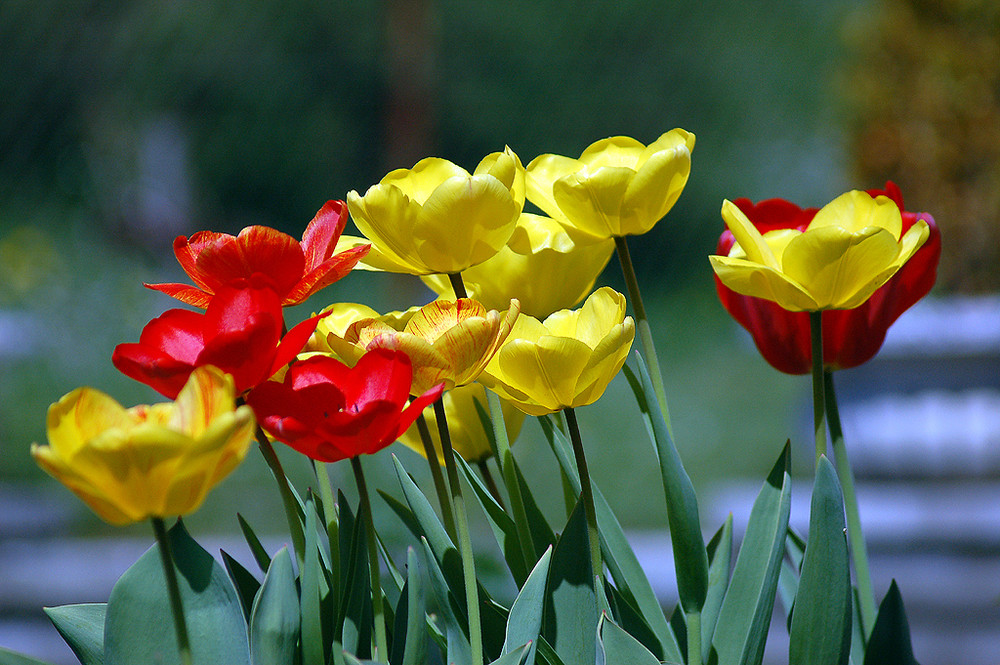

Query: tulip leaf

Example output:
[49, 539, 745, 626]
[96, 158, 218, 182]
[596, 614, 662, 665]
[625, 354, 709, 615]
[503, 546, 552, 665]
[542, 499, 598, 665]
[394, 548, 427, 665]
[221, 548, 262, 622]
[339, 497, 373, 660]
[509, 452, 557, 558]
[238, 513, 274, 575]
[789, 456, 852, 665]
[538, 413, 680, 663]
[0, 648, 59, 665]
[249, 546, 300, 665]
[104, 520, 250, 665]
[44, 603, 106, 665]
[456, 452, 530, 585]
[489, 642, 531, 665]
[418, 537, 472, 665]
[863, 581, 920, 665]
[710, 442, 791, 665]
[701, 515, 733, 664]
[301, 495, 329, 665]
[534, 636, 567, 665]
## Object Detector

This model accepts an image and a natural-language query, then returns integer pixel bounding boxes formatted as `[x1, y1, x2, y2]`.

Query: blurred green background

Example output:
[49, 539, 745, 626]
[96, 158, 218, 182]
[1, 0, 990, 539]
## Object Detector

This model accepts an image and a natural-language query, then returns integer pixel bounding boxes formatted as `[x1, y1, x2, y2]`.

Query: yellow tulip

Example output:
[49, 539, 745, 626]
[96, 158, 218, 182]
[709, 190, 930, 312]
[340, 148, 525, 275]
[481, 287, 635, 416]
[525, 130, 695, 239]
[397, 382, 525, 464]
[421, 212, 615, 318]
[31, 366, 255, 526]
[314, 298, 520, 396]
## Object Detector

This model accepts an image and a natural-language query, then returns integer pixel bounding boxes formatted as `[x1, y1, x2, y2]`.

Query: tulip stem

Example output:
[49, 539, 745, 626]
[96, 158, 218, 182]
[825, 370, 878, 640]
[434, 398, 483, 665]
[256, 431, 307, 568]
[809, 310, 827, 464]
[415, 412, 457, 540]
[564, 407, 603, 580]
[477, 459, 505, 509]
[350, 456, 389, 662]
[449, 272, 469, 299]
[151, 518, 193, 665]
[614, 236, 672, 434]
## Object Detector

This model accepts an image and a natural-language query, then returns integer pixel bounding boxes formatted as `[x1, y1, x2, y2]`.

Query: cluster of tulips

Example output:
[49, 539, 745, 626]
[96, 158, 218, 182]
[19, 128, 940, 665]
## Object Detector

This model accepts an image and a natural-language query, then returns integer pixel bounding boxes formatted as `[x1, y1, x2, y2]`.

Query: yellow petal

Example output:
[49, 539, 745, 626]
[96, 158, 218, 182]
[721, 199, 782, 270]
[552, 165, 634, 238]
[45, 387, 138, 458]
[382, 157, 470, 204]
[620, 143, 691, 235]
[475, 146, 526, 209]
[710, 254, 820, 312]
[638, 129, 696, 167]
[577, 136, 646, 169]
[525, 153, 582, 222]
[573, 317, 635, 407]
[168, 366, 237, 439]
[808, 190, 902, 238]
[348, 184, 430, 273]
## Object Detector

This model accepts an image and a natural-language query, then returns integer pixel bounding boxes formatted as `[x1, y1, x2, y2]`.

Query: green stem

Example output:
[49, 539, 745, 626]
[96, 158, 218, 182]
[351, 456, 389, 661]
[686, 610, 702, 665]
[564, 407, 603, 579]
[257, 431, 306, 568]
[449, 272, 469, 299]
[416, 412, 457, 540]
[809, 310, 827, 464]
[152, 518, 193, 665]
[614, 236, 672, 434]
[825, 370, 877, 640]
[434, 397, 483, 665]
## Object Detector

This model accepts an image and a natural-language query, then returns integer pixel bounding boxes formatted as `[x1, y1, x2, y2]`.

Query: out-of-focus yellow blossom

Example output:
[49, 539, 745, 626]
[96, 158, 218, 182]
[710, 190, 930, 312]
[339, 148, 525, 275]
[422, 212, 614, 318]
[313, 298, 520, 396]
[31, 366, 255, 526]
[525, 130, 694, 239]
[480, 287, 634, 416]
[397, 382, 525, 464]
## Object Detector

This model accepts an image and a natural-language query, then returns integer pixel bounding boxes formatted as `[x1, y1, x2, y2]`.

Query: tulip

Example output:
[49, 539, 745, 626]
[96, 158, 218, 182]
[31, 366, 255, 525]
[315, 298, 520, 396]
[146, 200, 369, 308]
[113, 276, 323, 398]
[341, 148, 524, 275]
[525, 129, 695, 239]
[710, 189, 930, 312]
[397, 382, 525, 464]
[421, 213, 614, 318]
[246, 348, 443, 463]
[481, 287, 635, 416]
[713, 182, 941, 373]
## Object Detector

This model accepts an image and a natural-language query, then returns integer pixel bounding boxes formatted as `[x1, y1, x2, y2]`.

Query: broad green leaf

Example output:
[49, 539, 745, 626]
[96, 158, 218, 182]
[542, 500, 597, 665]
[221, 549, 262, 622]
[397, 548, 427, 665]
[603, 582, 664, 662]
[339, 497, 373, 660]
[44, 603, 105, 665]
[777, 526, 807, 631]
[711, 442, 791, 665]
[702, 515, 733, 664]
[418, 537, 472, 665]
[789, 456, 852, 665]
[104, 520, 250, 665]
[250, 546, 300, 665]
[539, 414, 681, 663]
[0, 648, 58, 665]
[596, 614, 661, 665]
[510, 453, 557, 559]
[301, 495, 328, 665]
[626, 354, 709, 614]
[863, 581, 919, 665]
[504, 546, 552, 665]
[238, 513, 273, 575]
[490, 642, 531, 665]
[534, 636, 566, 665]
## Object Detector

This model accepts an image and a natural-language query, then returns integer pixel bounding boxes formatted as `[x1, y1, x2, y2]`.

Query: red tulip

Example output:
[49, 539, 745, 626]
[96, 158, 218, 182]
[113, 276, 324, 398]
[146, 200, 370, 308]
[246, 348, 444, 463]
[714, 182, 941, 374]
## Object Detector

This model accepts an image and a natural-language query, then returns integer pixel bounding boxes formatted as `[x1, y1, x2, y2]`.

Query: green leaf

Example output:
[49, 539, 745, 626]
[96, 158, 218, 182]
[395, 548, 427, 665]
[863, 581, 920, 665]
[104, 520, 250, 665]
[238, 513, 273, 575]
[702, 515, 733, 664]
[596, 614, 661, 665]
[0, 647, 59, 665]
[789, 456, 852, 665]
[418, 537, 472, 665]
[339, 496, 373, 660]
[43, 603, 106, 665]
[542, 499, 598, 665]
[250, 546, 300, 665]
[490, 642, 531, 665]
[503, 546, 552, 665]
[301, 495, 328, 665]
[221, 549, 262, 622]
[711, 442, 791, 665]
[509, 449, 557, 559]
[777, 526, 807, 631]
[626, 354, 709, 614]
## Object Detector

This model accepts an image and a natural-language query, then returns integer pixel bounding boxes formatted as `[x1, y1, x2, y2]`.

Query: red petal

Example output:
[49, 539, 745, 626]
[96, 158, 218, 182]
[143, 282, 213, 309]
[174, 231, 230, 293]
[196, 226, 305, 298]
[284, 243, 370, 305]
[268, 312, 328, 378]
[137, 309, 207, 364]
[301, 200, 349, 271]
[112, 343, 195, 399]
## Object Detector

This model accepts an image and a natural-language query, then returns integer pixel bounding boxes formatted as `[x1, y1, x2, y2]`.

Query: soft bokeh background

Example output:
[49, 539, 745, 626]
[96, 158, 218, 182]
[2, 0, 998, 663]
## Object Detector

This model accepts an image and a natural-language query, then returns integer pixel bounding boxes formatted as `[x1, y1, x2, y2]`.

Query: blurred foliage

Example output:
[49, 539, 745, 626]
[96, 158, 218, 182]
[840, 0, 1000, 292]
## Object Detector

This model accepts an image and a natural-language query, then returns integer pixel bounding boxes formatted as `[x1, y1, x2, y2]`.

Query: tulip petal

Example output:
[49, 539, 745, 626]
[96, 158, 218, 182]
[301, 200, 349, 270]
[710, 254, 820, 312]
[525, 153, 582, 222]
[552, 166, 633, 238]
[143, 282, 214, 309]
[809, 191, 902, 238]
[620, 144, 691, 235]
[577, 136, 646, 169]
[721, 200, 781, 270]
[348, 185, 430, 273]
[383, 157, 470, 203]
[45, 388, 137, 458]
